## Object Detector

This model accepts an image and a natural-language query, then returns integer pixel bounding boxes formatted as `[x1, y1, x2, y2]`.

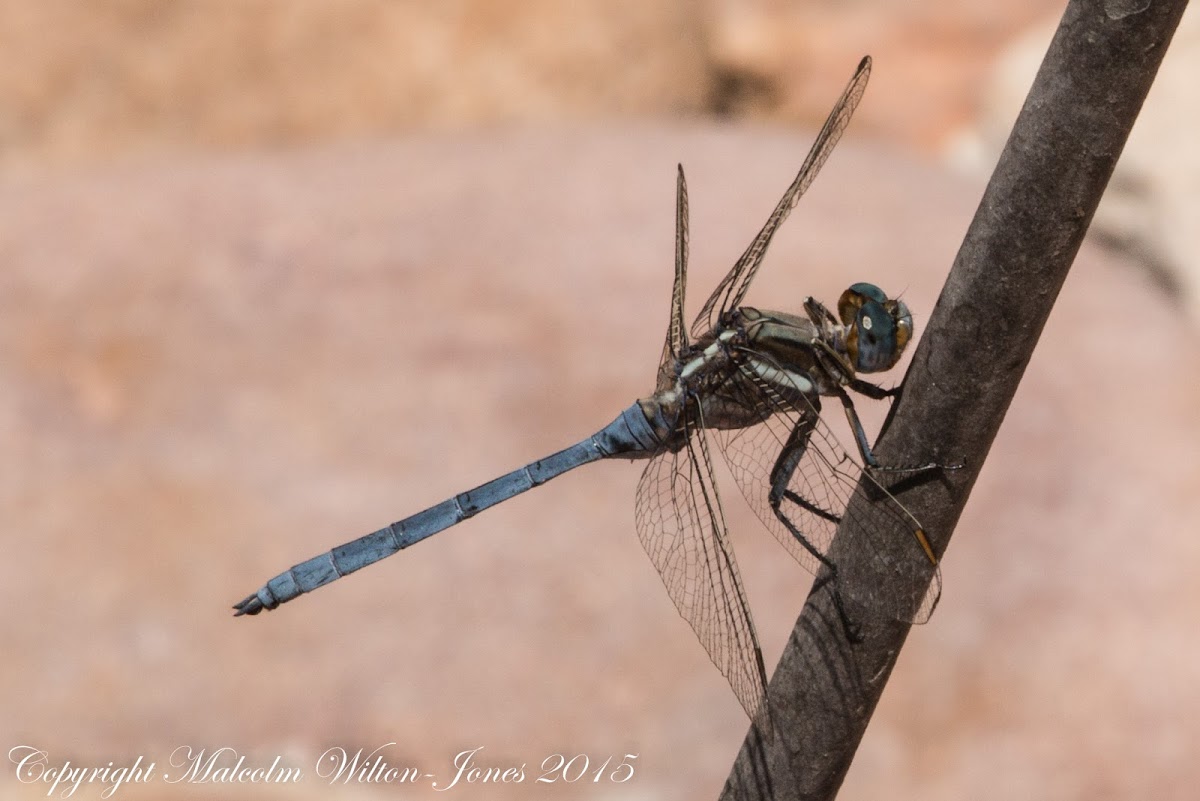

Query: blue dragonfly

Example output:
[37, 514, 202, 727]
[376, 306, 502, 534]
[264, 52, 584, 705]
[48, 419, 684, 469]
[235, 56, 941, 730]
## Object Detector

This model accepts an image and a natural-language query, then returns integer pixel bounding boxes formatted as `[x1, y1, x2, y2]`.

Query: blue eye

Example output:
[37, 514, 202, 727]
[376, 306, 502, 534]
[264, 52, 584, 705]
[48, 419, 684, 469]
[838, 282, 887, 325]
[841, 287, 913, 373]
[848, 282, 887, 304]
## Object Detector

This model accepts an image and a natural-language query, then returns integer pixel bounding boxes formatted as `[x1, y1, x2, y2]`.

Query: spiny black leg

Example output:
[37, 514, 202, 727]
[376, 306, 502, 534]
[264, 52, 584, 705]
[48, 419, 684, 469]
[835, 386, 881, 468]
[767, 406, 833, 568]
[848, 377, 897, 400]
[768, 404, 863, 643]
[834, 386, 946, 474]
[780, 488, 839, 525]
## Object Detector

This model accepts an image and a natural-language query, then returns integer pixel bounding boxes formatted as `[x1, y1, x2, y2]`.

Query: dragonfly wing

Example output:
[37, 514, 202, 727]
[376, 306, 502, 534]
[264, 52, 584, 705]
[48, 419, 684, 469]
[634, 416, 771, 729]
[690, 56, 872, 340]
[657, 165, 691, 392]
[714, 351, 941, 624]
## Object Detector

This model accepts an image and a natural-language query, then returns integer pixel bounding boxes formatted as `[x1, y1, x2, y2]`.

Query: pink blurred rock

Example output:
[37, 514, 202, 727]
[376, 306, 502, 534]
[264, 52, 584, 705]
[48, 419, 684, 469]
[1, 1, 1063, 169]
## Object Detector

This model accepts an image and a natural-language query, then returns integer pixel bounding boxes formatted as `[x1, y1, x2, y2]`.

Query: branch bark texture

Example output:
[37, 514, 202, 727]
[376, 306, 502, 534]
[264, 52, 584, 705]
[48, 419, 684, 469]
[721, 1, 1189, 798]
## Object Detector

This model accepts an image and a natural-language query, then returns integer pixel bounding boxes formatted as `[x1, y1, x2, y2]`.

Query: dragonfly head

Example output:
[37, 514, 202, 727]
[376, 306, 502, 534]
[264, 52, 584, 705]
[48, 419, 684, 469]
[838, 282, 912, 373]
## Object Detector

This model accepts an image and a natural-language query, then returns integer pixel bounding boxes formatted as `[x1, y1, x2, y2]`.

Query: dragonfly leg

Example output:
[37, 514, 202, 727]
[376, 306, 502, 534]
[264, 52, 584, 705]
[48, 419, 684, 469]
[835, 386, 945, 474]
[767, 407, 863, 643]
[848, 377, 898, 400]
[835, 387, 883, 468]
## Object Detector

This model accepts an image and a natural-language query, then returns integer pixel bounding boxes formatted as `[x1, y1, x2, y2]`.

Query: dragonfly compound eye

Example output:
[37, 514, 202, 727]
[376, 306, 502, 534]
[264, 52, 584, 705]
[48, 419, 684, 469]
[888, 298, 913, 355]
[852, 298, 910, 373]
[838, 282, 887, 325]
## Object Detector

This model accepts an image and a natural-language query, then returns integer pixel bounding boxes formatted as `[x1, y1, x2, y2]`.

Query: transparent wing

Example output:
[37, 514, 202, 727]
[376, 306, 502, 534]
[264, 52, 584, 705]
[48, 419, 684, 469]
[691, 56, 871, 340]
[714, 350, 941, 624]
[634, 413, 771, 728]
[657, 164, 691, 392]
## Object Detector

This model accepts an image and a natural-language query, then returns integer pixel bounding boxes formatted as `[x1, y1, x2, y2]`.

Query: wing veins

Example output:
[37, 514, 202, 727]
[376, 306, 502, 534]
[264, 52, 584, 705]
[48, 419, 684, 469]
[691, 56, 872, 339]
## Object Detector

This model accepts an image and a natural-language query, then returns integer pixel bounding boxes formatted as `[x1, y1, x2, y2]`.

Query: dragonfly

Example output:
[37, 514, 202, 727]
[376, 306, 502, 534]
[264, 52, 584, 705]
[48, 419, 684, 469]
[234, 55, 942, 731]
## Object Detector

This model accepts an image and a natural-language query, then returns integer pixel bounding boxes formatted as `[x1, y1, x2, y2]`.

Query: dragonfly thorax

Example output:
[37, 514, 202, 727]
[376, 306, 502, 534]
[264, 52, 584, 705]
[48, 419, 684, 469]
[637, 328, 742, 443]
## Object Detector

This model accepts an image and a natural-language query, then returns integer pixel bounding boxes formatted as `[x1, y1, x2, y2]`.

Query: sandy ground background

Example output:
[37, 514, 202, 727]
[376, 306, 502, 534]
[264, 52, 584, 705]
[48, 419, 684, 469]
[2, 3, 1198, 801]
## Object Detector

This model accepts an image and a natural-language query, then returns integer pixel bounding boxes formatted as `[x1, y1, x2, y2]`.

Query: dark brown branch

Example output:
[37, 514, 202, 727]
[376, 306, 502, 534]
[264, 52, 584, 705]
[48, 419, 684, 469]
[720, 1, 1189, 798]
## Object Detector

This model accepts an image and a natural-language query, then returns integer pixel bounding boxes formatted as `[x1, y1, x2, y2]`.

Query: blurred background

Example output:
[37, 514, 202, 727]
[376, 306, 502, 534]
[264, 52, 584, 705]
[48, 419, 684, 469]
[1, 2, 1197, 800]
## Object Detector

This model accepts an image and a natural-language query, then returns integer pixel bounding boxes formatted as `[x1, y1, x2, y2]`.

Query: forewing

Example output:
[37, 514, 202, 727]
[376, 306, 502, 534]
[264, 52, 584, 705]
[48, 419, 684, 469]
[691, 56, 872, 340]
[714, 353, 941, 624]
[634, 423, 771, 728]
[656, 165, 691, 392]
